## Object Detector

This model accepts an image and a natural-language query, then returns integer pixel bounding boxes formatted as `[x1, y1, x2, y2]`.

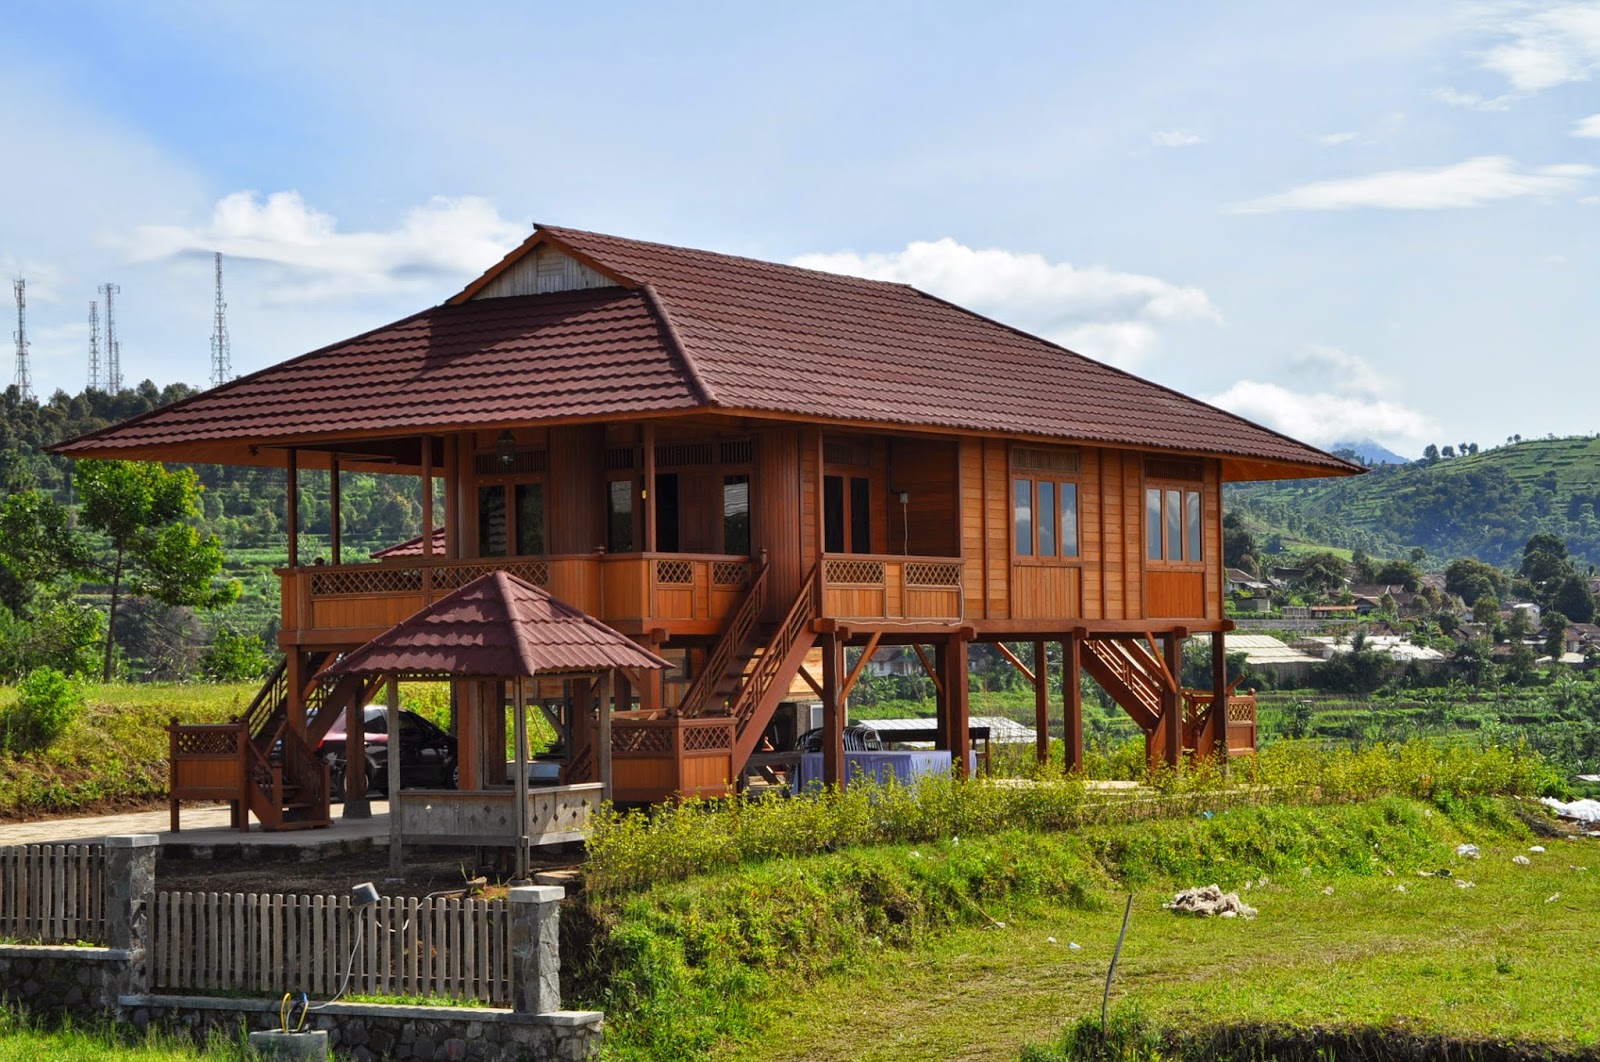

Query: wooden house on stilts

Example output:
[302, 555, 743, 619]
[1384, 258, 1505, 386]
[57, 225, 1360, 831]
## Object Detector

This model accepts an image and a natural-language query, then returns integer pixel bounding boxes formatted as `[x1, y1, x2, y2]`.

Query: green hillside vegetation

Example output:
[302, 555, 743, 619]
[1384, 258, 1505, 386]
[1227, 435, 1600, 566]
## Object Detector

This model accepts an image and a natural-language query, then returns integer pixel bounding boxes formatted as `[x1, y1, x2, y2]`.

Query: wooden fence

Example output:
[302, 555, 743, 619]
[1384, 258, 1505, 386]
[0, 844, 107, 945]
[151, 891, 514, 1004]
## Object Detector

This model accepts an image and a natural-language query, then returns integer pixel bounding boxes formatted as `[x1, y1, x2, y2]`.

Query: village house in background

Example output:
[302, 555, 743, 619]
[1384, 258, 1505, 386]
[57, 225, 1360, 836]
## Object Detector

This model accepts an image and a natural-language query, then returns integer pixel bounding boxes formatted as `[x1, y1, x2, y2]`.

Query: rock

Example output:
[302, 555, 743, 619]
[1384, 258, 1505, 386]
[1513, 855, 1531, 866]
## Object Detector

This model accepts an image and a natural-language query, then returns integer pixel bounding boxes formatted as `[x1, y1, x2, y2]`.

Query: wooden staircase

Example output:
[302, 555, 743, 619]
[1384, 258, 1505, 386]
[679, 560, 820, 780]
[1080, 636, 1255, 763]
[170, 655, 382, 832]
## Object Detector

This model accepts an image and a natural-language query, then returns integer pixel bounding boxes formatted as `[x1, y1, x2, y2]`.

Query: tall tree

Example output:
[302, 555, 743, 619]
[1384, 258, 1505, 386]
[75, 460, 240, 681]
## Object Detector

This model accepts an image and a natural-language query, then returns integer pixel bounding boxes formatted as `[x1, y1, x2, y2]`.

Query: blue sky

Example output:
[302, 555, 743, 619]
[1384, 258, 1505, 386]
[3, 1, 1598, 457]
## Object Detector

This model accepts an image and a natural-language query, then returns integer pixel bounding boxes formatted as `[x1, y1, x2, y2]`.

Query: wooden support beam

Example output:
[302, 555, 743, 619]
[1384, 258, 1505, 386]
[329, 456, 342, 565]
[821, 634, 845, 788]
[944, 635, 971, 779]
[286, 448, 299, 568]
[796, 666, 825, 699]
[1162, 630, 1182, 768]
[1063, 634, 1083, 773]
[1208, 631, 1229, 770]
[1033, 640, 1049, 765]
[597, 670, 614, 804]
[839, 632, 881, 701]
[643, 423, 657, 554]
[911, 643, 944, 695]
[421, 436, 434, 558]
[994, 641, 1036, 686]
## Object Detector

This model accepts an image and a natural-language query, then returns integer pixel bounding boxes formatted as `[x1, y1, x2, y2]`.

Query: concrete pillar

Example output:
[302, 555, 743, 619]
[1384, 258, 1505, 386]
[508, 885, 565, 1014]
[105, 834, 157, 999]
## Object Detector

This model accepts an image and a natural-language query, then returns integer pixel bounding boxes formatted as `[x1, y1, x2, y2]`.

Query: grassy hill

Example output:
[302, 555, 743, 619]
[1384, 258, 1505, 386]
[1227, 435, 1600, 566]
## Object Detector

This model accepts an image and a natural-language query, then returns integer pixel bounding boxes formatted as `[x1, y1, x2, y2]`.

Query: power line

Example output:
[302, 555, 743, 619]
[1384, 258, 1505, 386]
[99, 282, 122, 395]
[210, 252, 230, 388]
[12, 278, 31, 401]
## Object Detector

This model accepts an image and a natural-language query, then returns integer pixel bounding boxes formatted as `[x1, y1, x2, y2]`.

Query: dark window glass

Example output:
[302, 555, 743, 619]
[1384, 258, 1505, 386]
[824, 475, 845, 553]
[478, 484, 507, 558]
[1186, 490, 1202, 562]
[654, 473, 680, 553]
[723, 474, 751, 555]
[1060, 483, 1079, 557]
[1015, 478, 1034, 556]
[1038, 480, 1056, 556]
[850, 476, 872, 553]
[514, 483, 544, 556]
[1166, 489, 1183, 561]
[1146, 488, 1163, 560]
[607, 479, 634, 553]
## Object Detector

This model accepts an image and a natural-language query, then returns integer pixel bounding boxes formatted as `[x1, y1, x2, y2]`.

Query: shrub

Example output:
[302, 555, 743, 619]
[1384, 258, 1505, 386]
[2, 666, 86, 752]
[199, 626, 272, 682]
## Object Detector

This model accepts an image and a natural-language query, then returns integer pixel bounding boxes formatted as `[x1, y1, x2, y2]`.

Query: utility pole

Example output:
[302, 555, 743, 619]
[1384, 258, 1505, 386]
[12, 278, 30, 401]
[88, 301, 101, 391]
[210, 252, 230, 388]
[100, 282, 122, 395]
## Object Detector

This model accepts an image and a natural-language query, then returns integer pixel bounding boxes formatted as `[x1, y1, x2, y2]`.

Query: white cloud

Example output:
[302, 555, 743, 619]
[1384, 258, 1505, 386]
[1315, 131, 1361, 146]
[1433, 87, 1515, 111]
[1230, 155, 1594, 213]
[792, 238, 1219, 368]
[1574, 113, 1600, 137]
[1285, 345, 1389, 397]
[1151, 129, 1204, 148]
[1206, 379, 1437, 452]
[126, 191, 525, 301]
[1472, 1, 1600, 92]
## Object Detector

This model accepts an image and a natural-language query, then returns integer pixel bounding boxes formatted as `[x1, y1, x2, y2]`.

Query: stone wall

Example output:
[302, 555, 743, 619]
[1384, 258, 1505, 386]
[0, 945, 131, 1017]
[123, 994, 602, 1062]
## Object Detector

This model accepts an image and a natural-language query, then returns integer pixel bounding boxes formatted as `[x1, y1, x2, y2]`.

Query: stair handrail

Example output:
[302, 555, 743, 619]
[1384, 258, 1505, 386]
[728, 562, 820, 739]
[678, 551, 770, 717]
[235, 656, 289, 739]
[280, 725, 328, 820]
[241, 734, 281, 829]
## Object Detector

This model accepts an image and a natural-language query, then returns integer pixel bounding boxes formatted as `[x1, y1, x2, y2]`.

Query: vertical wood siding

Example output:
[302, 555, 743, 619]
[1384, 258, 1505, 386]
[472, 245, 620, 299]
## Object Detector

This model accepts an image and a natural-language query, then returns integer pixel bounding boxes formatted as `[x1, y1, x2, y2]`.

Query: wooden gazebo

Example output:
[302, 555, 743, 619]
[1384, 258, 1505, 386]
[321, 570, 670, 879]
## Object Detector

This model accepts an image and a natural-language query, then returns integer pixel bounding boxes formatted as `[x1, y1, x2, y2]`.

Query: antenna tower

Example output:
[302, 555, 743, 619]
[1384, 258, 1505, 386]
[209, 252, 230, 388]
[100, 282, 122, 395]
[87, 301, 101, 391]
[12, 278, 31, 401]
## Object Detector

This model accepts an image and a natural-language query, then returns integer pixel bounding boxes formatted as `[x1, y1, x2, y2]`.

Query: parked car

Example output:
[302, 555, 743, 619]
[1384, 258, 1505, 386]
[317, 706, 458, 798]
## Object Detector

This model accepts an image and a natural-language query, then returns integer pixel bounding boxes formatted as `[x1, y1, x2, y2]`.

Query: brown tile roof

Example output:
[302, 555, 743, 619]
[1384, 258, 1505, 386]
[57, 224, 1359, 478]
[323, 570, 670, 679]
[371, 528, 447, 560]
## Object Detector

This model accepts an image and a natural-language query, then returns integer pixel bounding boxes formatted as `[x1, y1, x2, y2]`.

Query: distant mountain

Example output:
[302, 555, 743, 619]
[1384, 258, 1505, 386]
[1227, 435, 1600, 566]
[1328, 439, 1408, 466]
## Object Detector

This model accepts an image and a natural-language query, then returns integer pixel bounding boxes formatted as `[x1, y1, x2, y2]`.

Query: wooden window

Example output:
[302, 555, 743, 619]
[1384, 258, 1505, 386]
[607, 478, 635, 553]
[477, 478, 546, 558]
[723, 474, 751, 555]
[478, 484, 508, 558]
[1014, 475, 1079, 559]
[1146, 485, 1204, 564]
[823, 473, 874, 554]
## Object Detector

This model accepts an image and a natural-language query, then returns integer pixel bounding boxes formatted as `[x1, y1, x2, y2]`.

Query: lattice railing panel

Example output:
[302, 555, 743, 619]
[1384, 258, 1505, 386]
[824, 558, 885, 585]
[683, 724, 734, 753]
[903, 562, 962, 588]
[711, 560, 751, 588]
[612, 725, 672, 755]
[655, 559, 694, 585]
[1228, 698, 1257, 723]
[310, 566, 423, 596]
[174, 727, 239, 756]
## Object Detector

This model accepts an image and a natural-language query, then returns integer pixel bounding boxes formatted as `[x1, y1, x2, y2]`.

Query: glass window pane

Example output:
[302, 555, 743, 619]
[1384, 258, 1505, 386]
[607, 479, 634, 553]
[850, 477, 872, 553]
[723, 474, 751, 555]
[654, 473, 680, 553]
[1037, 480, 1056, 556]
[1186, 490, 1202, 563]
[824, 476, 845, 553]
[1060, 482, 1079, 557]
[478, 485, 507, 558]
[514, 483, 544, 556]
[1015, 478, 1034, 556]
[1166, 489, 1183, 561]
[1146, 488, 1163, 560]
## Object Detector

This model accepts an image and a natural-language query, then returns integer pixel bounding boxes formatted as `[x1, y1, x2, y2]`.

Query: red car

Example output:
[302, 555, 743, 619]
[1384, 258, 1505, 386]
[317, 706, 459, 798]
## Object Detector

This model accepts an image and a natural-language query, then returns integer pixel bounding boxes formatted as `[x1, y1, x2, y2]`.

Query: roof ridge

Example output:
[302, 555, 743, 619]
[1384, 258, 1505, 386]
[639, 282, 717, 407]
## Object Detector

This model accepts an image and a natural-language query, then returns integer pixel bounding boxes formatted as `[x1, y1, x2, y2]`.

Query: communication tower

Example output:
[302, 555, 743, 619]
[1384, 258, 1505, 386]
[12, 278, 30, 401]
[210, 252, 230, 387]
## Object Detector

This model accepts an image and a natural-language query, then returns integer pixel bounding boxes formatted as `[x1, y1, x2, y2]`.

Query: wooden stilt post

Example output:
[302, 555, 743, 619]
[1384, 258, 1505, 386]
[329, 456, 342, 566]
[1162, 631, 1182, 768]
[1063, 634, 1084, 774]
[421, 436, 434, 559]
[946, 635, 971, 779]
[387, 675, 403, 882]
[343, 677, 370, 819]
[821, 634, 845, 788]
[933, 642, 950, 751]
[1033, 640, 1050, 764]
[1210, 629, 1229, 771]
[597, 670, 614, 805]
[513, 678, 531, 884]
[286, 449, 299, 569]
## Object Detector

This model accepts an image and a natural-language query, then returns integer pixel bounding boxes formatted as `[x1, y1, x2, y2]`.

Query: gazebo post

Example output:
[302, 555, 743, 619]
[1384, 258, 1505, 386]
[386, 674, 404, 883]
[343, 683, 370, 819]
[513, 678, 532, 884]
[597, 670, 613, 804]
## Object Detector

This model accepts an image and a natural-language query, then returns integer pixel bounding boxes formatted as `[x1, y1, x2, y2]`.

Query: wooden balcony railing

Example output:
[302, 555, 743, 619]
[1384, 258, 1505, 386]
[609, 714, 736, 803]
[278, 552, 754, 647]
[818, 554, 963, 622]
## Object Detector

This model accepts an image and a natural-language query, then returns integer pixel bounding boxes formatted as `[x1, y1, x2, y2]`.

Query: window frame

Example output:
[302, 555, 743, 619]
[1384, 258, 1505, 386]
[1144, 479, 1206, 569]
[1011, 473, 1082, 564]
[475, 472, 548, 559]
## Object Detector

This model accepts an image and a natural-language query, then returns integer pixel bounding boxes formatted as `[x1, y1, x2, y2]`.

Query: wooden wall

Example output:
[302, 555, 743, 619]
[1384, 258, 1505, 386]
[548, 425, 605, 554]
[471, 245, 619, 299]
[888, 437, 959, 557]
[755, 425, 803, 618]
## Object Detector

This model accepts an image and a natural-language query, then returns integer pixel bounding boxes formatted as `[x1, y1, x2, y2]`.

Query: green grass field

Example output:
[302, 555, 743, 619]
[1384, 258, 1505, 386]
[0, 1012, 249, 1061]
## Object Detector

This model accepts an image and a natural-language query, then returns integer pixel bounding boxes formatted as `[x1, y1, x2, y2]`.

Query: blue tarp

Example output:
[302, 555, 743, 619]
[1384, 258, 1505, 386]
[791, 750, 973, 793]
